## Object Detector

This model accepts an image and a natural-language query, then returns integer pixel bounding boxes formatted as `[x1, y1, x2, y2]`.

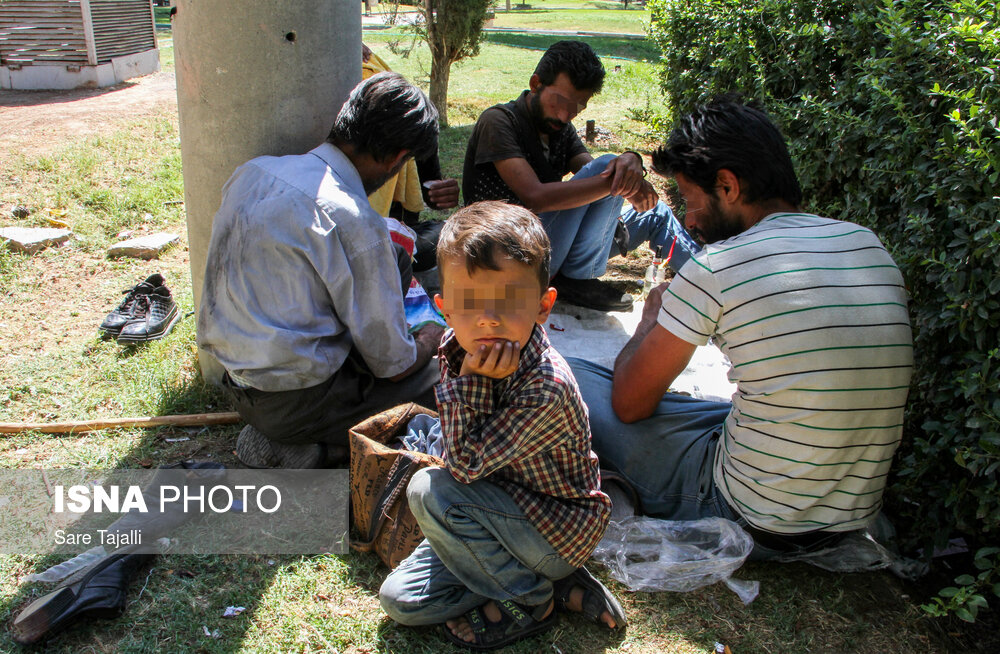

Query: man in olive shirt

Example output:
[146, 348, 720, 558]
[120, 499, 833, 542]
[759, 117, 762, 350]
[463, 41, 699, 311]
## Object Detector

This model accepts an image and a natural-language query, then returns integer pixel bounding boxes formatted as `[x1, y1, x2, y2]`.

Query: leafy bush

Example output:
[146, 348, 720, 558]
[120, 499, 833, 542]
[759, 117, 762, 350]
[648, 0, 1000, 619]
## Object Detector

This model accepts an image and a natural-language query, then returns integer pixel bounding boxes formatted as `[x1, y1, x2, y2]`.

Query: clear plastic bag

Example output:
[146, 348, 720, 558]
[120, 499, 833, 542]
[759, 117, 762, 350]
[592, 516, 759, 604]
[774, 513, 928, 580]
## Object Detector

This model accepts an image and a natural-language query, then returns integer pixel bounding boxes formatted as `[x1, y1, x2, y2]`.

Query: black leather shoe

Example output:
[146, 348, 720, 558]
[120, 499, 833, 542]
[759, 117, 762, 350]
[551, 274, 634, 312]
[98, 274, 165, 339]
[117, 286, 180, 343]
[11, 548, 153, 645]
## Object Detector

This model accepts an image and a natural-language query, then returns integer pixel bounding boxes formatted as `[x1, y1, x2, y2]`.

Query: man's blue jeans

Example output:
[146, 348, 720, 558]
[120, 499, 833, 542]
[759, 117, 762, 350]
[538, 154, 702, 279]
[567, 358, 738, 522]
[379, 467, 576, 626]
[569, 359, 866, 561]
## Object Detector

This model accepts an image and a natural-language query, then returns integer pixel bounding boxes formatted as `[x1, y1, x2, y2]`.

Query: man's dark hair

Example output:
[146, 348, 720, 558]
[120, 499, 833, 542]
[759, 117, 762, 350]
[652, 98, 802, 207]
[534, 40, 605, 93]
[328, 71, 438, 163]
[437, 201, 551, 291]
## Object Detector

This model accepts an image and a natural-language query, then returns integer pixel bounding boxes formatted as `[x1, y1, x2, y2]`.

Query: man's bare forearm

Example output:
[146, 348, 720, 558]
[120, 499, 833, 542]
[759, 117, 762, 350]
[523, 174, 613, 213]
[614, 282, 666, 376]
[611, 284, 698, 422]
[613, 316, 657, 377]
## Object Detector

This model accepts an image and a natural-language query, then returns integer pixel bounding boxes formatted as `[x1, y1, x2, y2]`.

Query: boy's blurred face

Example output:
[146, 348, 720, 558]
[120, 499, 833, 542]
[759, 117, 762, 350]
[434, 254, 557, 361]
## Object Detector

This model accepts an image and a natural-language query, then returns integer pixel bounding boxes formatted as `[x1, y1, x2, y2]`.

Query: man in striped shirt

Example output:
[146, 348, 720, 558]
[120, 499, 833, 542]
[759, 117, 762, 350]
[569, 99, 914, 556]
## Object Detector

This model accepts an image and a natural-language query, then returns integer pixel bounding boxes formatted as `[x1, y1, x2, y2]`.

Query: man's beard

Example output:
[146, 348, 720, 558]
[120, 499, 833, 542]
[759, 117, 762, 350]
[362, 157, 409, 195]
[688, 194, 744, 244]
[529, 92, 566, 136]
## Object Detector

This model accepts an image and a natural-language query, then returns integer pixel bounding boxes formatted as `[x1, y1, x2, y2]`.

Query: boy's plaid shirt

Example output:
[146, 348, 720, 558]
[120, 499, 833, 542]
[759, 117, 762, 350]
[435, 325, 611, 568]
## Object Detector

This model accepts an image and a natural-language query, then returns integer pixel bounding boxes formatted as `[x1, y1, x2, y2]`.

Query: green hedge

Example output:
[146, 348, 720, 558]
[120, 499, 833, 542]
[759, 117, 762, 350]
[648, 0, 1000, 618]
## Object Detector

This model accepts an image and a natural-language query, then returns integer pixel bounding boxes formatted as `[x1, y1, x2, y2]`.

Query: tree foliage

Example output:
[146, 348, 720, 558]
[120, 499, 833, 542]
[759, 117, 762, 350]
[418, 0, 495, 126]
[647, 0, 1000, 620]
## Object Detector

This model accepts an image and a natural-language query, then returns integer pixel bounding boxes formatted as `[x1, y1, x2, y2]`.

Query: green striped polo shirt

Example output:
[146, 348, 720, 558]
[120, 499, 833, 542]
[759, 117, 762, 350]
[657, 213, 913, 534]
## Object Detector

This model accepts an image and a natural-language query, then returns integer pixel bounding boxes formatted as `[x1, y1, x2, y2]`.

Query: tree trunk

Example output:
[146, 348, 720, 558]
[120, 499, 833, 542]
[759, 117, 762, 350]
[429, 53, 451, 128]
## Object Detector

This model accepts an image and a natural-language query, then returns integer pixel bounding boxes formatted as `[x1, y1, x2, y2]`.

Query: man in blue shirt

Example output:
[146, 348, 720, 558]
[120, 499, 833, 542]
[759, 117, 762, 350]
[198, 73, 445, 468]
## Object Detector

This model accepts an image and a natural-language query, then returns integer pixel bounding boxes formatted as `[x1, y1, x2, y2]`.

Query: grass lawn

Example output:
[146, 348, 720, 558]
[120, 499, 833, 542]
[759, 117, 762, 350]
[363, 0, 649, 33]
[493, 0, 650, 34]
[362, 36, 667, 158]
[159, 34, 175, 72]
[0, 27, 986, 654]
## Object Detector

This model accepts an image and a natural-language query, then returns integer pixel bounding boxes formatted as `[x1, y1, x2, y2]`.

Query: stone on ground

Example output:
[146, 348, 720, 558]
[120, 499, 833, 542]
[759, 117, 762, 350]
[0, 226, 72, 254]
[107, 232, 180, 259]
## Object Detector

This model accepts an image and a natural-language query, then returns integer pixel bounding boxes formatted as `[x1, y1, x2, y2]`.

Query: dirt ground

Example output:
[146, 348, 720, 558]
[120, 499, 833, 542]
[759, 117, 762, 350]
[0, 70, 177, 164]
[0, 71, 187, 386]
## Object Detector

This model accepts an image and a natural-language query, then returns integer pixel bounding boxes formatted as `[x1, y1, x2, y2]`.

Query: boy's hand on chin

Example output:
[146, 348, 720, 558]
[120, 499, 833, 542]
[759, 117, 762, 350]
[460, 340, 520, 379]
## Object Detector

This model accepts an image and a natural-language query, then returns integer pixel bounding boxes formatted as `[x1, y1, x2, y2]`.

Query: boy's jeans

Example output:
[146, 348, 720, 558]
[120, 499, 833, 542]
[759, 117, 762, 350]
[538, 154, 702, 279]
[379, 467, 576, 626]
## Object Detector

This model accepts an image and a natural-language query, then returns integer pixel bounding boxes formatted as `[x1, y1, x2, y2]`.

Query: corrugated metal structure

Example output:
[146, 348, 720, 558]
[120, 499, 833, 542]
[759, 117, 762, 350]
[0, 0, 159, 89]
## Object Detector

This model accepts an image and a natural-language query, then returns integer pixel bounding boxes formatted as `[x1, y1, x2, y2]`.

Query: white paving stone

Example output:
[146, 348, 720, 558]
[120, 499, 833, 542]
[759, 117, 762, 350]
[107, 232, 180, 259]
[0, 226, 72, 254]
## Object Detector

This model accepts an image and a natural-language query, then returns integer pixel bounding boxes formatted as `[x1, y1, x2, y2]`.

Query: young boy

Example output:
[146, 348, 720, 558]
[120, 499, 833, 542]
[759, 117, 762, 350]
[379, 201, 625, 650]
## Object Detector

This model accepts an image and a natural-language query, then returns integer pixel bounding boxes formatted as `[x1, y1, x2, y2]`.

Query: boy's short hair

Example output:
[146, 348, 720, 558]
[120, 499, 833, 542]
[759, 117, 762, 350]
[437, 201, 551, 291]
[534, 40, 605, 93]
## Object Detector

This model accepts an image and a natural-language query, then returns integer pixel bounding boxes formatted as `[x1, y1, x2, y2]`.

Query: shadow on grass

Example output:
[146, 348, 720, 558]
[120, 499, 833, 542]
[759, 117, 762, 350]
[155, 367, 233, 418]
[504, 1, 648, 10]
[0, 553, 287, 653]
[484, 32, 659, 61]
[0, 78, 153, 110]
[504, 0, 646, 14]
[0, 448, 275, 653]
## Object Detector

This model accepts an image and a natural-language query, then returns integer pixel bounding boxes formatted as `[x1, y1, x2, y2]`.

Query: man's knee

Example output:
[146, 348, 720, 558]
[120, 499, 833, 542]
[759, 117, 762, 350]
[405, 466, 439, 521]
[570, 153, 616, 181]
[378, 581, 407, 623]
[592, 153, 617, 167]
[379, 584, 454, 627]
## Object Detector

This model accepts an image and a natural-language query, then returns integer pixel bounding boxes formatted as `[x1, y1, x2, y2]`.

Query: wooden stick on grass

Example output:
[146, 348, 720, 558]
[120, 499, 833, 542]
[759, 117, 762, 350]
[0, 412, 242, 435]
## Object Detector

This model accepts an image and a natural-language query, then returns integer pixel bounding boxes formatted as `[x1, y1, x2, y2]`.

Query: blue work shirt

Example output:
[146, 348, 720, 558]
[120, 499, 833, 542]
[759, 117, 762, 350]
[197, 143, 417, 392]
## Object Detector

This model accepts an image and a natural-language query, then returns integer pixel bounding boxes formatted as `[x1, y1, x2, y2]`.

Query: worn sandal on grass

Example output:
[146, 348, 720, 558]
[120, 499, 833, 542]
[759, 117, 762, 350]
[554, 565, 627, 629]
[442, 598, 557, 651]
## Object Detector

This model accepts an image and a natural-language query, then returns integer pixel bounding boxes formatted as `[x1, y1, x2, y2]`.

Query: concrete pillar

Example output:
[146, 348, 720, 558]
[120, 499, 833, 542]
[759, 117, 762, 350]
[173, 0, 360, 383]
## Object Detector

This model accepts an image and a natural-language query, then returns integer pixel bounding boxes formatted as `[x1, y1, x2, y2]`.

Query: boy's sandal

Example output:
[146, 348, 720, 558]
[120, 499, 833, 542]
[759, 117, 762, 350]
[553, 565, 627, 629]
[441, 598, 557, 651]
